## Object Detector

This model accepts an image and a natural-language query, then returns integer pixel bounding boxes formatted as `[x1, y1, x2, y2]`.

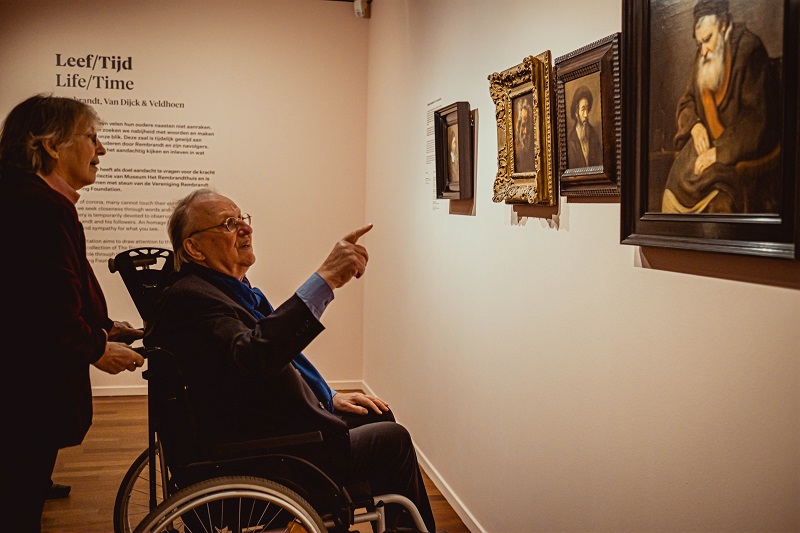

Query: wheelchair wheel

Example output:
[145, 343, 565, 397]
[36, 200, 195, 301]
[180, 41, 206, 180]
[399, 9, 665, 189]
[114, 446, 167, 533]
[132, 476, 327, 533]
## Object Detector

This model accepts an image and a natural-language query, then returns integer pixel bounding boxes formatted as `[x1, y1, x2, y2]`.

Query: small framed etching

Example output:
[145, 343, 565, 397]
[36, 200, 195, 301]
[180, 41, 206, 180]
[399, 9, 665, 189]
[434, 101, 474, 200]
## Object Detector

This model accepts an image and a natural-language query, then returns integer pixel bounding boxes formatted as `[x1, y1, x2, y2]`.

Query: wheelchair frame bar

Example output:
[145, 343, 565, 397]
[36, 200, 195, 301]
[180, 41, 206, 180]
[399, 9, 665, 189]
[328, 493, 430, 533]
[376, 493, 430, 533]
[147, 386, 158, 511]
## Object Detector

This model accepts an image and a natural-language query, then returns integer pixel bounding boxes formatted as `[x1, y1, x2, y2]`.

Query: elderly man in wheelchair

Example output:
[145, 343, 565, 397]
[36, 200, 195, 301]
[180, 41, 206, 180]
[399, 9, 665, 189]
[137, 188, 436, 533]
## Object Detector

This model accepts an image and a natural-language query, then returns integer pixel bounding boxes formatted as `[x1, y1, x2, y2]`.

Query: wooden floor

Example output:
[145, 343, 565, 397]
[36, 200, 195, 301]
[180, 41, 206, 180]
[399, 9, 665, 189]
[43, 396, 469, 533]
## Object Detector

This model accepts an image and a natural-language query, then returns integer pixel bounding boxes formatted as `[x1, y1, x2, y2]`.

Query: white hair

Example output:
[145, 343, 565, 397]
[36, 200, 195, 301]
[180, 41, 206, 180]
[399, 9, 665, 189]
[695, 16, 731, 92]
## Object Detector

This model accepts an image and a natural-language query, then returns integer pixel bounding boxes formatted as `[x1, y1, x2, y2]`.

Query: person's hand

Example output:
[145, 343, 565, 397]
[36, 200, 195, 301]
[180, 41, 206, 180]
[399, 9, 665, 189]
[694, 146, 717, 176]
[691, 122, 710, 154]
[93, 342, 145, 375]
[332, 391, 389, 415]
[316, 224, 373, 289]
[107, 320, 144, 343]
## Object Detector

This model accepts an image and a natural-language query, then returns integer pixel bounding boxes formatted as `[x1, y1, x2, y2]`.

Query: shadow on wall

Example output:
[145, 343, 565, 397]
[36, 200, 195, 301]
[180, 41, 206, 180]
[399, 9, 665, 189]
[637, 247, 800, 290]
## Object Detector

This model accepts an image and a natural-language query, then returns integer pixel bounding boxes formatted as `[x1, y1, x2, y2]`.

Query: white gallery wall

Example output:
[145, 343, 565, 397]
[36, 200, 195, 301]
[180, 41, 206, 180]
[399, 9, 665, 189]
[0, 0, 370, 394]
[361, 1, 799, 532]
[1, 0, 798, 532]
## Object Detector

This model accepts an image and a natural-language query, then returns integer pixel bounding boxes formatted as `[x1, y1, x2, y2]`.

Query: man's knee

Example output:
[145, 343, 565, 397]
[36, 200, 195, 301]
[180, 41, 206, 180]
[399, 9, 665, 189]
[374, 421, 413, 451]
[351, 421, 413, 462]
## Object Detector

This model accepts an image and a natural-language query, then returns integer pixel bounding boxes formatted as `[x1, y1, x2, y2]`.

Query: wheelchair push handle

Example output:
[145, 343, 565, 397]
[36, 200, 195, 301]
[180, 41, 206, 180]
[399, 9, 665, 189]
[108, 247, 171, 274]
[132, 345, 172, 360]
[133, 346, 149, 359]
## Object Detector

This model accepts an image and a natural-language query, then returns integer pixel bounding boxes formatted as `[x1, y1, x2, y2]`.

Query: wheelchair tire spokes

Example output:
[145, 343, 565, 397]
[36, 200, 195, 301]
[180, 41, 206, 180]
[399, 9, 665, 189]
[114, 446, 166, 533]
[132, 476, 326, 533]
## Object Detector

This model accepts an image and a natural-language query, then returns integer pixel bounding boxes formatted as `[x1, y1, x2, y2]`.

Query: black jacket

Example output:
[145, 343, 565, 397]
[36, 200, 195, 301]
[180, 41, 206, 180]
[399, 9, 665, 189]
[143, 264, 351, 461]
[3, 166, 111, 448]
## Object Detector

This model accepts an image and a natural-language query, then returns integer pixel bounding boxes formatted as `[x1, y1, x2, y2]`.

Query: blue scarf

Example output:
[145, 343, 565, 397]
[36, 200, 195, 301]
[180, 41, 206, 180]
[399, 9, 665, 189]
[191, 264, 334, 412]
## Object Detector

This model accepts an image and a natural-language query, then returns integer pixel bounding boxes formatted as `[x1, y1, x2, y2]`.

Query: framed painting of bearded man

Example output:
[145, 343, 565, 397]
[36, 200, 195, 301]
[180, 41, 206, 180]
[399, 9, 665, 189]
[556, 33, 622, 197]
[488, 51, 557, 206]
[621, 0, 799, 259]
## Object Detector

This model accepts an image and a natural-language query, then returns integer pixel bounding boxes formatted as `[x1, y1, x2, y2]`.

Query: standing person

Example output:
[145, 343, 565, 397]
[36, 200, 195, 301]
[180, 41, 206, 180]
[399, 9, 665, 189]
[662, 0, 780, 213]
[566, 85, 603, 168]
[144, 188, 437, 533]
[0, 94, 145, 532]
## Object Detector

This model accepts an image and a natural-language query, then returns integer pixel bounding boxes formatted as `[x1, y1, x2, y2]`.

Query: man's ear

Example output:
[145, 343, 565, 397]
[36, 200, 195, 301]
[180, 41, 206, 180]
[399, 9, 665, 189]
[183, 238, 205, 262]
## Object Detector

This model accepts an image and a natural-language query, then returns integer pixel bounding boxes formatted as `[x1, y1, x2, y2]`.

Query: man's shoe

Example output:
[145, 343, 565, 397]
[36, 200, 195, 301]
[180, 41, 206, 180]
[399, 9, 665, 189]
[46, 482, 71, 499]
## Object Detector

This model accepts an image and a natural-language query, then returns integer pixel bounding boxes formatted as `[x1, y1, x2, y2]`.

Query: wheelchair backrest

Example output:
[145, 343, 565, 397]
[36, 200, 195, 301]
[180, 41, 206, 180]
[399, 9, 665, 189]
[108, 247, 174, 324]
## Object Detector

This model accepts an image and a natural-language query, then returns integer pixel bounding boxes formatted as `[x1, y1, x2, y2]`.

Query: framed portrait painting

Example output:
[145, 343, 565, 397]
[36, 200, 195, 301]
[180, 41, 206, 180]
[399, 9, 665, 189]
[434, 101, 474, 200]
[556, 33, 621, 197]
[621, 0, 799, 258]
[488, 51, 557, 206]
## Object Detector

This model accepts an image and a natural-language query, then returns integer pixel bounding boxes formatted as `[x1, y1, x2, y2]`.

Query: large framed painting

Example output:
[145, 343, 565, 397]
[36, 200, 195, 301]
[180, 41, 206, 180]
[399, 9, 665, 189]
[621, 0, 799, 258]
[556, 33, 621, 197]
[434, 101, 474, 200]
[488, 51, 557, 206]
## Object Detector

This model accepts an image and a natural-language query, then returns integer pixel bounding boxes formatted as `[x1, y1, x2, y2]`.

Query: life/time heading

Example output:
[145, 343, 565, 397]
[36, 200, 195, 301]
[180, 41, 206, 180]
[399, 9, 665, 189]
[55, 54, 132, 72]
[55, 53, 135, 90]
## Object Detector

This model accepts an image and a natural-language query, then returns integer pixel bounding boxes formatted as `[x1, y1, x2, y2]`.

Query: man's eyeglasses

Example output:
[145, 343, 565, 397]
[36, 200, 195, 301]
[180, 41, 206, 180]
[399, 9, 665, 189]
[187, 214, 252, 237]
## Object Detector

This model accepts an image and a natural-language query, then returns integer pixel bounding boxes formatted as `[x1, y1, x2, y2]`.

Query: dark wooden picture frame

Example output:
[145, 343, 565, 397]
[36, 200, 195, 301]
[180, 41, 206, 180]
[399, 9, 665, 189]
[488, 51, 557, 206]
[621, 0, 799, 259]
[434, 101, 474, 200]
[556, 33, 621, 197]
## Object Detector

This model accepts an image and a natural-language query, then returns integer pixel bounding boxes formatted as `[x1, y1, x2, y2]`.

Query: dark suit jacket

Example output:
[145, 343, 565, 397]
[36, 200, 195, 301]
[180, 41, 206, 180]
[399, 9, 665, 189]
[143, 264, 351, 459]
[567, 122, 603, 168]
[3, 166, 111, 449]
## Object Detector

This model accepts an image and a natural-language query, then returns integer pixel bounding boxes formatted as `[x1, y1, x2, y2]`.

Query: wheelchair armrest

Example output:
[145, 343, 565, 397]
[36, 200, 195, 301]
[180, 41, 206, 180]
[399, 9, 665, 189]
[211, 431, 324, 457]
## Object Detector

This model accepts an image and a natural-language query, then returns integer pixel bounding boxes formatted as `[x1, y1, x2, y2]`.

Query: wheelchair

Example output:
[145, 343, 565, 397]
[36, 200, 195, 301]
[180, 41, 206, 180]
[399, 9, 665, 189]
[109, 247, 430, 533]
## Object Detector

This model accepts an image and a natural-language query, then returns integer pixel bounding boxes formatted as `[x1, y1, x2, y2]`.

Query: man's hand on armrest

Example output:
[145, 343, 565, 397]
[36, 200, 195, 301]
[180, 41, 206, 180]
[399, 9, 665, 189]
[332, 391, 389, 415]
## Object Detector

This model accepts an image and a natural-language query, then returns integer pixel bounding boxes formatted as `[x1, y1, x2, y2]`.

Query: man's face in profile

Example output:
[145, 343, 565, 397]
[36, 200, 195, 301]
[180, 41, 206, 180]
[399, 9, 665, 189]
[695, 15, 725, 62]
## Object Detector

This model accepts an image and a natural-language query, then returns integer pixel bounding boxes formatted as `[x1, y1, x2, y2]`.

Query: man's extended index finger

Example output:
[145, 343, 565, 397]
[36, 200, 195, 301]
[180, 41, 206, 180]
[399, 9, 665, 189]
[344, 223, 373, 244]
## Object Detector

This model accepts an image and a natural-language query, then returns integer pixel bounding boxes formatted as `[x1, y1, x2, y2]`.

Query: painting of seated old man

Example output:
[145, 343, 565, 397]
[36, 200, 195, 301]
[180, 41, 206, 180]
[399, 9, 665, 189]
[647, 0, 783, 215]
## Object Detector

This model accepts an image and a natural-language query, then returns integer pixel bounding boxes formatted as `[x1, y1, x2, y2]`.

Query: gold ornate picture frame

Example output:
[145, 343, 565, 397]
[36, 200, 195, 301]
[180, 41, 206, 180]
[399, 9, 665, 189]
[488, 51, 556, 206]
